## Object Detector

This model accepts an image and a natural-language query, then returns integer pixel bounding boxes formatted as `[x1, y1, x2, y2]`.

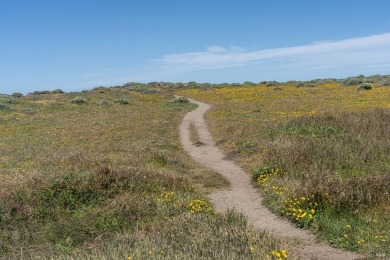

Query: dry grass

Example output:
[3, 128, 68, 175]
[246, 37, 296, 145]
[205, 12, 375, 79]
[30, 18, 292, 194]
[177, 83, 390, 256]
[0, 88, 291, 259]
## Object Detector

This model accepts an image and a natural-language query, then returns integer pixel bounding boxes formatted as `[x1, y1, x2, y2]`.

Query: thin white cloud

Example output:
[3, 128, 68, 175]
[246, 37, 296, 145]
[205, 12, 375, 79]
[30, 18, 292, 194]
[207, 46, 227, 52]
[74, 33, 390, 89]
[158, 33, 390, 71]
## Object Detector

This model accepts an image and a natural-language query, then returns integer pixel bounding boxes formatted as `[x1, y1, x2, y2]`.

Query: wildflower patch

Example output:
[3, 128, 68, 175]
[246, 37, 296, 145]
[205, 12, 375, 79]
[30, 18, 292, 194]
[188, 199, 212, 213]
[281, 195, 318, 228]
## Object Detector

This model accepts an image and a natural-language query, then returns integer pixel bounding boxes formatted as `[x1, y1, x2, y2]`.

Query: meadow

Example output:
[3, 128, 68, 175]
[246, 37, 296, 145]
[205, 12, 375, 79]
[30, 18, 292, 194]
[177, 81, 390, 257]
[0, 87, 295, 259]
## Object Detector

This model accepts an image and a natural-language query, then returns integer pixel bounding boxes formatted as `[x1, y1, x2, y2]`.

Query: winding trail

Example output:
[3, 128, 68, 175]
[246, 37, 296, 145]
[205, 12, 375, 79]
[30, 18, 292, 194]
[180, 98, 363, 260]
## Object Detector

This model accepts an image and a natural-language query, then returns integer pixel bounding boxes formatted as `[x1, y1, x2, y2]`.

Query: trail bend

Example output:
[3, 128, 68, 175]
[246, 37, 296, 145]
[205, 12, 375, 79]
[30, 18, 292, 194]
[179, 98, 363, 260]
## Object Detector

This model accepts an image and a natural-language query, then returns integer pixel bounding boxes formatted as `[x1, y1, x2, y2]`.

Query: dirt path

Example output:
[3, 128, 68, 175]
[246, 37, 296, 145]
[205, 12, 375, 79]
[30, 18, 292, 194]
[180, 98, 363, 260]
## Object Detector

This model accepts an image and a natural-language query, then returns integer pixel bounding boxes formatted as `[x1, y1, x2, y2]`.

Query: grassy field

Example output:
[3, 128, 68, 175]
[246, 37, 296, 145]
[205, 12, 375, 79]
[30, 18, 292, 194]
[177, 82, 390, 257]
[0, 88, 296, 259]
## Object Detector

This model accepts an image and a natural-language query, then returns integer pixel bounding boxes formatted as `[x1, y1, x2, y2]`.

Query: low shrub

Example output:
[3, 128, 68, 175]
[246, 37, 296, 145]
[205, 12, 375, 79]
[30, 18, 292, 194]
[171, 96, 189, 103]
[266, 81, 278, 86]
[114, 98, 130, 105]
[141, 88, 160, 94]
[70, 97, 88, 104]
[52, 89, 65, 94]
[342, 77, 365, 86]
[31, 90, 52, 95]
[0, 97, 19, 104]
[379, 79, 390, 86]
[0, 104, 12, 110]
[11, 93, 23, 98]
[357, 83, 373, 91]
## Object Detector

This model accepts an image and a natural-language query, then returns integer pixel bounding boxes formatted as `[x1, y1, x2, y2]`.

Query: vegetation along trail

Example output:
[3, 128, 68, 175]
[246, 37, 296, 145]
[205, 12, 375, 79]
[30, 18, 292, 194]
[180, 97, 362, 260]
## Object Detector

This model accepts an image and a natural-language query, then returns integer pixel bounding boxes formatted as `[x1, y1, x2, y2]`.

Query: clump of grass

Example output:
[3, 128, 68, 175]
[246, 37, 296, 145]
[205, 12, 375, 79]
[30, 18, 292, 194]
[70, 97, 88, 104]
[114, 98, 130, 105]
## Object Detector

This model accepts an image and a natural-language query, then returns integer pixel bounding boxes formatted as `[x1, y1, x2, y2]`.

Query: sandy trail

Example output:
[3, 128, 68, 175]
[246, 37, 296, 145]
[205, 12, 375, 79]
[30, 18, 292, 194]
[180, 98, 362, 260]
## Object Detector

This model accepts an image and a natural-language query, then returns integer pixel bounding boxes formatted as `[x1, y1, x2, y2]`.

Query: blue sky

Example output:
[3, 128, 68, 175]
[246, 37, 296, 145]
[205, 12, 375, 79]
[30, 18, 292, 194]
[1, 0, 390, 94]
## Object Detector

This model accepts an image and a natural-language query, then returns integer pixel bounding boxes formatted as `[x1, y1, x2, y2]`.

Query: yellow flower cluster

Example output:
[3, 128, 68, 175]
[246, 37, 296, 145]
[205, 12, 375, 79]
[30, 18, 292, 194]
[270, 249, 288, 259]
[282, 195, 317, 227]
[373, 235, 388, 242]
[356, 238, 365, 244]
[157, 190, 175, 203]
[188, 199, 211, 213]
[255, 166, 286, 192]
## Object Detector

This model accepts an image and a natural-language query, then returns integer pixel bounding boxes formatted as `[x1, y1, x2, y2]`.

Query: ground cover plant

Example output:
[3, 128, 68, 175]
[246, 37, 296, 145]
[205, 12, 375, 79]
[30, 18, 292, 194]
[177, 81, 390, 257]
[0, 88, 296, 259]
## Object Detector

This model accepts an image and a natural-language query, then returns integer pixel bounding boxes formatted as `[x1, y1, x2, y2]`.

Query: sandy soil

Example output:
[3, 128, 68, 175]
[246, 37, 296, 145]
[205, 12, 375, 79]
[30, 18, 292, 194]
[180, 98, 363, 260]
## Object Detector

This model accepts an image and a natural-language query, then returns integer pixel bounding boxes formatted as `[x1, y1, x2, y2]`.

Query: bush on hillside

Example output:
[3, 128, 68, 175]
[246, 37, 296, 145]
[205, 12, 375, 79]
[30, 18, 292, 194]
[357, 83, 373, 91]
[170, 96, 189, 103]
[30, 90, 52, 95]
[52, 89, 65, 94]
[114, 98, 130, 105]
[0, 104, 12, 110]
[70, 97, 88, 104]
[11, 93, 23, 98]
[0, 97, 19, 104]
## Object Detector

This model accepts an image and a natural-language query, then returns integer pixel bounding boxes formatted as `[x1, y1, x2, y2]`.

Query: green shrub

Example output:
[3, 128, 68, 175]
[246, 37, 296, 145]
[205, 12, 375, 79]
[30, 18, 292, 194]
[342, 77, 364, 86]
[128, 85, 150, 92]
[171, 96, 189, 103]
[0, 97, 19, 104]
[357, 83, 373, 91]
[296, 83, 316, 88]
[31, 90, 52, 95]
[52, 89, 65, 94]
[379, 79, 390, 86]
[265, 81, 278, 86]
[70, 97, 88, 104]
[114, 98, 130, 105]
[142, 88, 160, 94]
[0, 104, 12, 110]
[11, 93, 23, 98]
[243, 81, 255, 86]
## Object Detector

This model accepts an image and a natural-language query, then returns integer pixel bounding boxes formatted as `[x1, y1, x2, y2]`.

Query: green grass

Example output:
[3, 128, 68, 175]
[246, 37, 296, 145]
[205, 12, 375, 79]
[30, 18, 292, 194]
[178, 83, 390, 257]
[0, 88, 294, 259]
